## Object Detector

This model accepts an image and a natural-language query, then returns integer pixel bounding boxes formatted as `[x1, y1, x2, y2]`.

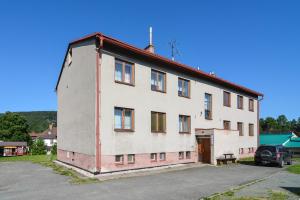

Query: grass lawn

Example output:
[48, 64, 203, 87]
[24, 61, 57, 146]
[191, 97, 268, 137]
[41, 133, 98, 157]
[237, 157, 255, 165]
[0, 155, 99, 184]
[286, 164, 300, 174]
[292, 157, 300, 162]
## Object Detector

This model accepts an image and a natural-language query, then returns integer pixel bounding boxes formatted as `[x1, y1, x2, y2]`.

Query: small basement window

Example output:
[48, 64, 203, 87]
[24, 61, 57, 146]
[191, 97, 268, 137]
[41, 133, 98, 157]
[127, 154, 135, 164]
[186, 151, 191, 159]
[115, 155, 124, 164]
[159, 152, 166, 161]
[150, 153, 157, 161]
[179, 151, 184, 160]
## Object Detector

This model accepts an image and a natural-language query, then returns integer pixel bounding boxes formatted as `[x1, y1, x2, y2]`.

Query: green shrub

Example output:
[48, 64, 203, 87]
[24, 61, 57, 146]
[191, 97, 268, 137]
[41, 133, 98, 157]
[51, 143, 57, 155]
[31, 138, 46, 155]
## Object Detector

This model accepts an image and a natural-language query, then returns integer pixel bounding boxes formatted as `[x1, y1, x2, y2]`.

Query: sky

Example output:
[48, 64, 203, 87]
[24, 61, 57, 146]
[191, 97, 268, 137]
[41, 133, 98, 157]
[0, 0, 299, 119]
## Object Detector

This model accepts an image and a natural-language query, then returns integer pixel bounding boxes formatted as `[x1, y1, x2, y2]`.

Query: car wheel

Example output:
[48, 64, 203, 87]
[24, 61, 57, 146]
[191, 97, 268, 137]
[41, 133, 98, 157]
[279, 159, 284, 168]
[287, 160, 292, 165]
[254, 161, 260, 166]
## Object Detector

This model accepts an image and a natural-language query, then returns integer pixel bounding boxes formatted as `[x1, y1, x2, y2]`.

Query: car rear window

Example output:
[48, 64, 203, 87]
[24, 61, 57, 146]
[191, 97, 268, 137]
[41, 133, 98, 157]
[257, 146, 276, 152]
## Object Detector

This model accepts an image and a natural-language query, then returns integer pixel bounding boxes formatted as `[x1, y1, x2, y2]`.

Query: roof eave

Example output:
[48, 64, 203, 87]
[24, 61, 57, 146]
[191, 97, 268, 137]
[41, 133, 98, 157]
[55, 33, 263, 97]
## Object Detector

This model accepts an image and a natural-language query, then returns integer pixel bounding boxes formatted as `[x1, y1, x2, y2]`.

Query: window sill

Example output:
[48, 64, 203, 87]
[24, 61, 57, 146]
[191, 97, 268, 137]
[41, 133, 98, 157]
[115, 80, 135, 87]
[205, 118, 213, 120]
[114, 129, 135, 132]
[249, 110, 254, 112]
[114, 162, 124, 165]
[178, 94, 190, 99]
[179, 132, 191, 134]
[223, 105, 231, 108]
[150, 160, 157, 162]
[151, 88, 166, 94]
[151, 131, 166, 134]
[128, 162, 135, 164]
[238, 108, 244, 110]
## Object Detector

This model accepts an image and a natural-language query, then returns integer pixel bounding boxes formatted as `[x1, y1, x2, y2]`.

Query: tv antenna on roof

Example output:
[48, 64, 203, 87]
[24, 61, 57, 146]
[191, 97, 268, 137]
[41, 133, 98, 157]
[169, 40, 180, 61]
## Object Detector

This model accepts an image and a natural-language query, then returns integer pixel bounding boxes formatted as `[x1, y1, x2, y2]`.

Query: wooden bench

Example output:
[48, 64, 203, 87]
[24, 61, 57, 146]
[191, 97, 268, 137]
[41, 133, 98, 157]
[217, 153, 236, 165]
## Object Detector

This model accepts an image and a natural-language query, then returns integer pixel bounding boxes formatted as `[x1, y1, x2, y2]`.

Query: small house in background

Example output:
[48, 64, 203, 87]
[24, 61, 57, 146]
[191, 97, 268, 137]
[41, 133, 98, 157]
[260, 132, 300, 157]
[29, 132, 39, 141]
[30, 124, 57, 153]
[0, 142, 28, 156]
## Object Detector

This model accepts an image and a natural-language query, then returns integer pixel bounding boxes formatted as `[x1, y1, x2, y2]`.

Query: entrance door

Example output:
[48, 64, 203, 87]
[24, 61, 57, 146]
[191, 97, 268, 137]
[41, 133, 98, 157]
[198, 138, 211, 163]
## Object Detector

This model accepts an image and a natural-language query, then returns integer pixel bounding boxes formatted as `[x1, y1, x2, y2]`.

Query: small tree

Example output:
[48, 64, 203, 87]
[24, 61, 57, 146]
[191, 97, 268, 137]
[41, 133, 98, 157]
[0, 112, 32, 145]
[31, 138, 46, 155]
[51, 143, 57, 155]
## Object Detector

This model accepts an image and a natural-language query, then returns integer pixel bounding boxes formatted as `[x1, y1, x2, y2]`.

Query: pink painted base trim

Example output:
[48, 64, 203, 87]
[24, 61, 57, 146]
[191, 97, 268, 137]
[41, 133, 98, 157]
[239, 147, 257, 158]
[57, 149, 96, 172]
[101, 152, 197, 173]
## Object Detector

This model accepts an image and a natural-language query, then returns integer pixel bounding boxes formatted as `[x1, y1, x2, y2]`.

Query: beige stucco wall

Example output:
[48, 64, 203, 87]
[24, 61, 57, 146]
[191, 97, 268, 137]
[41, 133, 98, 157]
[100, 50, 258, 156]
[57, 39, 97, 156]
[213, 129, 240, 164]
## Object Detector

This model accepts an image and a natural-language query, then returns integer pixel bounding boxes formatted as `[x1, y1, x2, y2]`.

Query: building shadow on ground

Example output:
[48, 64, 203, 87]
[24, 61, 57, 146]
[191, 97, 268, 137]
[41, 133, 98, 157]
[281, 187, 300, 196]
[238, 160, 280, 168]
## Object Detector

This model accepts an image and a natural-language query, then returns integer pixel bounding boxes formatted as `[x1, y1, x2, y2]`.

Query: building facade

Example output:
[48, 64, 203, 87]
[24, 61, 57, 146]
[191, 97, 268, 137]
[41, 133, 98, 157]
[0, 142, 28, 157]
[56, 33, 263, 174]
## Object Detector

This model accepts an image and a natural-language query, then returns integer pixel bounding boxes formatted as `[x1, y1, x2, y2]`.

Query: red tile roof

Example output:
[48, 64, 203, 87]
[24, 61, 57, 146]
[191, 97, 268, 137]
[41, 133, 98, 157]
[56, 33, 263, 97]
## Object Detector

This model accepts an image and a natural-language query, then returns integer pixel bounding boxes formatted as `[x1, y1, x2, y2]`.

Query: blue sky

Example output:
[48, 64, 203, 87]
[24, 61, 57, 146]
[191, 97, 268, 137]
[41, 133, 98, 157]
[0, 0, 299, 119]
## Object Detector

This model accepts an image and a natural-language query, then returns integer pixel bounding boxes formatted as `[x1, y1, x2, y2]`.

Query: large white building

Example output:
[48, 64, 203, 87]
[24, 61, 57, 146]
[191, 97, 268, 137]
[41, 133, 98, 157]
[56, 32, 263, 174]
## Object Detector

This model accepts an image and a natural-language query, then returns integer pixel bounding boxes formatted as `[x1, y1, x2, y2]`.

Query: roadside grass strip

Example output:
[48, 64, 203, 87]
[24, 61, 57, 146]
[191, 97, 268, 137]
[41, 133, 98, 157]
[200, 172, 289, 200]
[286, 164, 300, 174]
[202, 189, 288, 200]
[0, 155, 100, 184]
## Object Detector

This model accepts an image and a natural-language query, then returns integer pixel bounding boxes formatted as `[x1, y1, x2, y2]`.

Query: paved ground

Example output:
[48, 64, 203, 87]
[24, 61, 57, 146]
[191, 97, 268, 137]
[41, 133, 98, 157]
[234, 170, 300, 199]
[0, 162, 286, 200]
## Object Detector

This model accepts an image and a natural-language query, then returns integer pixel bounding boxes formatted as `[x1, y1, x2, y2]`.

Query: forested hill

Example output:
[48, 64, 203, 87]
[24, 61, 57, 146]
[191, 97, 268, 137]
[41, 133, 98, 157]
[16, 111, 57, 133]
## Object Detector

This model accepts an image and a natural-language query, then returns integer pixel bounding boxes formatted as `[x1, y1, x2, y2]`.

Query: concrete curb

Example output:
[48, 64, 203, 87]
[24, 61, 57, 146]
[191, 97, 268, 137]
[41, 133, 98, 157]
[54, 160, 209, 181]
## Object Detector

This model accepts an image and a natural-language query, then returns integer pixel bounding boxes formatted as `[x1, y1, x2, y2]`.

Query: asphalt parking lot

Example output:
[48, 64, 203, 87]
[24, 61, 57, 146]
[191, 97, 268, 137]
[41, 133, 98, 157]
[0, 162, 284, 200]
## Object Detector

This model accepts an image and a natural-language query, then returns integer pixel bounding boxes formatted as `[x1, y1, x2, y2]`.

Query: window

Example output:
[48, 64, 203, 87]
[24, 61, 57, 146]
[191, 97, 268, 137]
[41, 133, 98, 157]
[223, 91, 231, 107]
[114, 107, 134, 131]
[237, 95, 243, 109]
[223, 120, 231, 130]
[151, 70, 166, 92]
[204, 93, 212, 119]
[151, 112, 166, 133]
[179, 151, 184, 160]
[159, 152, 166, 161]
[150, 153, 157, 161]
[249, 124, 254, 136]
[239, 148, 244, 154]
[128, 154, 135, 164]
[237, 122, 244, 136]
[67, 49, 72, 66]
[115, 155, 124, 164]
[115, 59, 134, 85]
[249, 99, 254, 111]
[178, 78, 190, 98]
[186, 151, 191, 159]
[179, 115, 191, 133]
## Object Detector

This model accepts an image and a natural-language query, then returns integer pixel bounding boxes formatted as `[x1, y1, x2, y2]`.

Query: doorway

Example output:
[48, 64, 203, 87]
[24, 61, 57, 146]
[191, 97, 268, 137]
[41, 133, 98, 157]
[197, 137, 211, 163]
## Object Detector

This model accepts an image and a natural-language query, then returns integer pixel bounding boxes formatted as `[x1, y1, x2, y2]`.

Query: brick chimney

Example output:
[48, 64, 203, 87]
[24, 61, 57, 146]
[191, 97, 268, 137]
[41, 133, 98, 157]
[144, 27, 155, 53]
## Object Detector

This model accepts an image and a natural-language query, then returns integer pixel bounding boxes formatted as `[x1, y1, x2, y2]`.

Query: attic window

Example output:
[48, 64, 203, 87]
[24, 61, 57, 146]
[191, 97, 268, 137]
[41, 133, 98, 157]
[67, 49, 72, 66]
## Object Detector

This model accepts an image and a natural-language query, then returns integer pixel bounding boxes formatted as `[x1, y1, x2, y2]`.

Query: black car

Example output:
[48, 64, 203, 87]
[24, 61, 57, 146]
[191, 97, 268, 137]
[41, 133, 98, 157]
[254, 145, 292, 167]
